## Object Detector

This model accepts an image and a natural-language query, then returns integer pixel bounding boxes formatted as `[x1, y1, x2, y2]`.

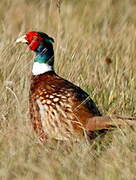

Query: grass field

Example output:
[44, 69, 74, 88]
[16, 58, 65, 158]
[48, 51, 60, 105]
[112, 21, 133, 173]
[0, 0, 136, 179]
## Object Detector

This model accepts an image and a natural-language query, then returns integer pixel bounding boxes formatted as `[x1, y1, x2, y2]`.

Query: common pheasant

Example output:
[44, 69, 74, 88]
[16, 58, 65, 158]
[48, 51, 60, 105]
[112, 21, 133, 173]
[16, 31, 136, 142]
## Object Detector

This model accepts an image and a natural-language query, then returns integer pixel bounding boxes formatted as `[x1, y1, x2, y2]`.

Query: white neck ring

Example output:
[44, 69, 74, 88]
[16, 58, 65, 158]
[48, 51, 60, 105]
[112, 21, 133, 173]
[32, 62, 53, 75]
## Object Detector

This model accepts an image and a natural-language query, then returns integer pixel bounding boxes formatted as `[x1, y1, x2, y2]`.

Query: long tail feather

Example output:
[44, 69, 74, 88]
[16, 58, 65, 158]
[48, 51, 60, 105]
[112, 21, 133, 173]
[86, 116, 136, 131]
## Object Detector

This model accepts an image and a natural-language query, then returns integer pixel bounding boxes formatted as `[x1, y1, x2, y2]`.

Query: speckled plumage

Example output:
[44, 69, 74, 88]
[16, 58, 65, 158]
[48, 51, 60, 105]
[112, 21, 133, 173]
[29, 71, 101, 142]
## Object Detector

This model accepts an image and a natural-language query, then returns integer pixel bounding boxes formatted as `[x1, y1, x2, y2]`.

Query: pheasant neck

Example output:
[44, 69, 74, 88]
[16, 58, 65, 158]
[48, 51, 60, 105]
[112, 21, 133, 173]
[32, 44, 54, 75]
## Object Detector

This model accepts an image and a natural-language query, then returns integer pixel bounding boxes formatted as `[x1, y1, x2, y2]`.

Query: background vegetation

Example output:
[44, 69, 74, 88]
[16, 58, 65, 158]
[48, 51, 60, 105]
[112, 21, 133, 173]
[0, 0, 136, 179]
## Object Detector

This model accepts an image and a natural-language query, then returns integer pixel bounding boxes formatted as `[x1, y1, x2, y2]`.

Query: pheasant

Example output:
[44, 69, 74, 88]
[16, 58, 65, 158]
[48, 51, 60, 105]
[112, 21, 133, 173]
[16, 31, 136, 142]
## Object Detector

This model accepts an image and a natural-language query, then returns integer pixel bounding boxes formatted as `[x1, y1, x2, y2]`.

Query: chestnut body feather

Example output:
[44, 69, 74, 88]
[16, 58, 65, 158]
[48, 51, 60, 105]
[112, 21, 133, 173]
[29, 71, 101, 142]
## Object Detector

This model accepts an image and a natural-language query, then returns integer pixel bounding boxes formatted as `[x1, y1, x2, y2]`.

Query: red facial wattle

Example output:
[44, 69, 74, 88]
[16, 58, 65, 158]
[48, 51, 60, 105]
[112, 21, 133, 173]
[25, 32, 43, 51]
[29, 40, 40, 51]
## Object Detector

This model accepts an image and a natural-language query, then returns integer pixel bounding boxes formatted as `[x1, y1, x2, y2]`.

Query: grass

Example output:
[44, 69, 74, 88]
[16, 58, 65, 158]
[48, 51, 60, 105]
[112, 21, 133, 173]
[0, 0, 136, 179]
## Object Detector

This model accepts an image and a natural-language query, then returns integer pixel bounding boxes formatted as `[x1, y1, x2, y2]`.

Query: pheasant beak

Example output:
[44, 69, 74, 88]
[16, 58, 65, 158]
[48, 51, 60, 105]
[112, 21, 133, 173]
[16, 35, 28, 43]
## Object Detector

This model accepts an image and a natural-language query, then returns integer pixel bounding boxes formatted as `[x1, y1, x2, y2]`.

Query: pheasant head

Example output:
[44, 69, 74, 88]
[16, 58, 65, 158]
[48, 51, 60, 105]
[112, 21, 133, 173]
[16, 31, 55, 75]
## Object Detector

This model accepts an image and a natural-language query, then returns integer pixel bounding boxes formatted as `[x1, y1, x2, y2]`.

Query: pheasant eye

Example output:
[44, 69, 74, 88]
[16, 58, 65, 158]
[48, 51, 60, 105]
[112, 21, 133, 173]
[33, 36, 38, 41]
[36, 39, 41, 42]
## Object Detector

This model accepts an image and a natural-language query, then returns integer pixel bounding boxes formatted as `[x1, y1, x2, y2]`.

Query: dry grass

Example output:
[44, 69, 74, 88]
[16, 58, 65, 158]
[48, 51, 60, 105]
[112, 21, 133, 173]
[0, 0, 136, 179]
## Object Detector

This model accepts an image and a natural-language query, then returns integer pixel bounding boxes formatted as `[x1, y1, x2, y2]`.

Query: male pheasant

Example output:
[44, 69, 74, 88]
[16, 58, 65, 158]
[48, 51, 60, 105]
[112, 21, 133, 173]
[16, 31, 136, 142]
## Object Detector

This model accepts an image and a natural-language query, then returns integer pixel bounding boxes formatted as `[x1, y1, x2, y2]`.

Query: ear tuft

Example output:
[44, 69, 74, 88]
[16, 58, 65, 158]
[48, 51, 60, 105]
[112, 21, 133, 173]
[45, 37, 54, 43]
